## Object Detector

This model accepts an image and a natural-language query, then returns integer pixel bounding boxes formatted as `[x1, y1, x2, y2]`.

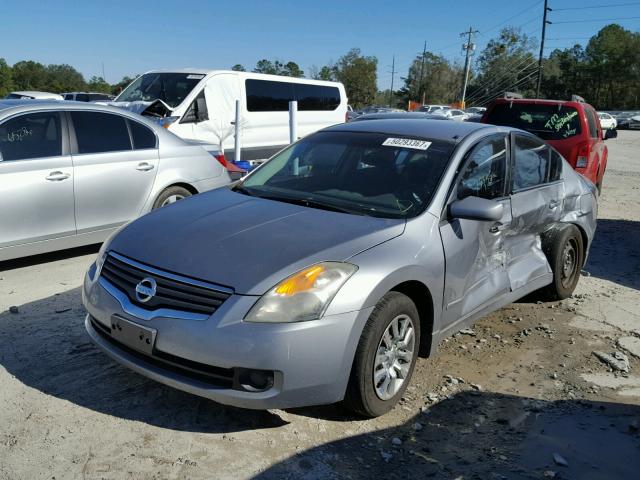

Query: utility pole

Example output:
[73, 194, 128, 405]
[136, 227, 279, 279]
[460, 26, 478, 108]
[419, 41, 427, 105]
[536, 0, 552, 98]
[101, 62, 105, 81]
[388, 55, 396, 107]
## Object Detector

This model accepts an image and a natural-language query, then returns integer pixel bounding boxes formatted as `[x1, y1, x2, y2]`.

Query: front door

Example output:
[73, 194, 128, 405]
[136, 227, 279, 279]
[0, 111, 75, 248]
[440, 133, 512, 325]
[69, 111, 159, 233]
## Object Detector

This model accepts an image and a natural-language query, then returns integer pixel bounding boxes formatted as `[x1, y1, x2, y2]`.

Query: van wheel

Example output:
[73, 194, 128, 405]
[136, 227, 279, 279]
[344, 292, 420, 417]
[539, 224, 584, 301]
[152, 186, 192, 209]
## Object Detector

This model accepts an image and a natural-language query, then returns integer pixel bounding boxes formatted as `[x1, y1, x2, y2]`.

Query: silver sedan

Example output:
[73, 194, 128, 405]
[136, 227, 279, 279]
[83, 119, 597, 417]
[0, 100, 231, 261]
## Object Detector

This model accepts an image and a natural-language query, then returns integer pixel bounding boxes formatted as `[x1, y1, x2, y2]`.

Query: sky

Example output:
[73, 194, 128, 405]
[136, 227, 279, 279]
[1, 0, 639, 90]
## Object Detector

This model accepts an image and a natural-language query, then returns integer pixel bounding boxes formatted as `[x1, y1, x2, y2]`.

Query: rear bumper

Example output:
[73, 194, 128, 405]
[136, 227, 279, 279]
[83, 266, 372, 410]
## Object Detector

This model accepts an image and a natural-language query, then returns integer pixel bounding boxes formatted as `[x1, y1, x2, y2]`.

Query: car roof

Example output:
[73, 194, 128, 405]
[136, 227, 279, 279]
[489, 97, 592, 109]
[327, 118, 494, 143]
[353, 112, 448, 121]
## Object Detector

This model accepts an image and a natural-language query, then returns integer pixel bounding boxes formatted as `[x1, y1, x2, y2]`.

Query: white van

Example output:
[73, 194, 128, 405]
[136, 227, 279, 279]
[111, 70, 348, 163]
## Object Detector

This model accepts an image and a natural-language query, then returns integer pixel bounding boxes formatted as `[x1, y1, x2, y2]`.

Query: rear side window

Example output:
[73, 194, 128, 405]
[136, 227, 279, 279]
[64, 94, 74, 100]
[512, 134, 551, 191]
[76, 94, 90, 102]
[0, 112, 62, 161]
[585, 109, 598, 138]
[71, 111, 131, 154]
[129, 120, 157, 149]
[486, 103, 582, 140]
[246, 79, 341, 112]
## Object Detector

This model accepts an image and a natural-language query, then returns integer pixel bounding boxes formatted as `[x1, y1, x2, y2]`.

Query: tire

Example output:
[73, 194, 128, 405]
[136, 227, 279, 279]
[344, 292, 421, 417]
[152, 186, 192, 210]
[538, 224, 584, 301]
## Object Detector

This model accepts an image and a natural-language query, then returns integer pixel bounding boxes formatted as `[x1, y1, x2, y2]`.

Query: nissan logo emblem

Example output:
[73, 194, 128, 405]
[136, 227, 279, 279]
[135, 277, 157, 303]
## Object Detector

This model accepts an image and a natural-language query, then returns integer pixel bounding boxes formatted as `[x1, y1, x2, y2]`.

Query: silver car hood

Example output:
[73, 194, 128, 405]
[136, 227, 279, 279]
[106, 99, 174, 115]
[108, 188, 405, 295]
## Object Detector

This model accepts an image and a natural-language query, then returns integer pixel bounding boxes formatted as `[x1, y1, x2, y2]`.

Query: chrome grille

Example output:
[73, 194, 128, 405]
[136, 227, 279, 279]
[100, 252, 232, 316]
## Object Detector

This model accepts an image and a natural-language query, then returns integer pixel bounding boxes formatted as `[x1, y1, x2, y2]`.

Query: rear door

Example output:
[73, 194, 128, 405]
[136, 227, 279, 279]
[440, 133, 512, 324]
[69, 110, 159, 233]
[506, 133, 564, 290]
[0, 111, 75, 248]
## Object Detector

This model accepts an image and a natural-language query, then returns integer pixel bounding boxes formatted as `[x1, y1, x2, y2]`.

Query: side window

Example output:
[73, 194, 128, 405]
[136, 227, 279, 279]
[64, 94, 74, 100]
[512, 134, 550, 191]
[71, 111, 131, 154]
[294, 84, 324, 111]
[0, 112, 62, 161]
[128, 120, 157, 149]
[549, 149, 564, 183]
[457, 134, 507, 200]
[246, 79, 294, 112]
[76, 94, 90, 102]
[181, 90, 209, 123]
[585, 109, 598, 138]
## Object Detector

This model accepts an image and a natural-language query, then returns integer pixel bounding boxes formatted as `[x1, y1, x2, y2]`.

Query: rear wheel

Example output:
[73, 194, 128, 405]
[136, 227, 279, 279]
[539, 224, 584, 301]
[152, 186, 192, 210]
[344, 292, 421, 417]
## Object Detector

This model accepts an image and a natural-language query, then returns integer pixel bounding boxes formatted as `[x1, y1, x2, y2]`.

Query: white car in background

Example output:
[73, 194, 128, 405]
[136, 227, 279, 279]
[0, 100, 231, 261]
[598, 112, 617, 130]
[5, 91, 63, 100]
[444, 109, 470, 121]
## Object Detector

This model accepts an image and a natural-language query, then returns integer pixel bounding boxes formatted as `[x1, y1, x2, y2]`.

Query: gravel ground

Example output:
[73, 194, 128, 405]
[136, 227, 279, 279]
[1, 131, 639, 480]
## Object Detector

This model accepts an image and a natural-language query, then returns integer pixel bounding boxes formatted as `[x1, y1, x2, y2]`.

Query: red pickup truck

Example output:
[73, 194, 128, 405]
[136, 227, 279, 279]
[481, 96, 614, 193]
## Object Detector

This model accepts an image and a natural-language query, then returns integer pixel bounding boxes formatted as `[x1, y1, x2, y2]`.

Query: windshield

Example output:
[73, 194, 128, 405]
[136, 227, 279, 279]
[485, 103, 582, 140]
[115, 72, 204, 108]
[238, 131, 454, 219]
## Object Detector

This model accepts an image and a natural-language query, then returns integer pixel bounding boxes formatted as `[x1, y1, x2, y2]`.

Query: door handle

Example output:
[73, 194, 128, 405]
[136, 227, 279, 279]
[136, 162, 154, 171]
[45, 171, 70, 181]
[548, 200, 560, 209]
[489, 222, 505, 234]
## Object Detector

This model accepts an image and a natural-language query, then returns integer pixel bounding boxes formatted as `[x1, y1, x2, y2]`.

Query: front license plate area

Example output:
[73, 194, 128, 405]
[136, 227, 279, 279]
[110, 315, 157, 356]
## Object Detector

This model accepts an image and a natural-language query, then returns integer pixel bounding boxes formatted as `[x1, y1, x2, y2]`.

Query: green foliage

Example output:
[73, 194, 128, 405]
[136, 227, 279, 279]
[398, 51, 463, 106]
[231, 64, 246, 71]
[87, 76, 111, 93]
[332, 48, 377, 109]
[0, 58, 12, 97]
[111, 76, 135, 95]
[253, 60, 304, 77]
[467, 27, 537, 106]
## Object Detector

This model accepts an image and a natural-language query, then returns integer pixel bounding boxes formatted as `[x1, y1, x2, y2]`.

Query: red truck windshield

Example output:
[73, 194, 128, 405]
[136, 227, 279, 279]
[485, 103, 582, 141]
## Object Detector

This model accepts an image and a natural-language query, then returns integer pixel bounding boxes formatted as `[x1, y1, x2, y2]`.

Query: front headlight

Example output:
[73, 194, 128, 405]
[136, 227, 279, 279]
[245, 262, 358, 323]
[93, 223, 128, 280]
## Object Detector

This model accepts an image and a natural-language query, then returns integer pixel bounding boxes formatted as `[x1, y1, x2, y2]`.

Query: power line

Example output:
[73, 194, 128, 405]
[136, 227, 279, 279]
[476, 69, 541, 107]
[478, 0, 543, 36]
[551, 16, 640, 23]
[465, 56, 539, 102]
[552, 1, 640, 10]
[466, 58, 540, 104]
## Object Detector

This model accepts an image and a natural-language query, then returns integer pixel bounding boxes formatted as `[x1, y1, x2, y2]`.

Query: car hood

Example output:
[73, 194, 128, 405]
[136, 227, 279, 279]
[108, 188, 405, 295]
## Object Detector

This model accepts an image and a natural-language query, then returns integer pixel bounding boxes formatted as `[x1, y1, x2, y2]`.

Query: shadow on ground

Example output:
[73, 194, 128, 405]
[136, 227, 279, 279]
[0, 287, 287, 433]
[585, 218, 640, 290]
[257, 392, 640, 480]
[0, 244, 101, 271]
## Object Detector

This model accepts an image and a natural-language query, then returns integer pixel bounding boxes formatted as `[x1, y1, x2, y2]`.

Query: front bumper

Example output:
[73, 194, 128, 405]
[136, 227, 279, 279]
[82, 264, 372, 410]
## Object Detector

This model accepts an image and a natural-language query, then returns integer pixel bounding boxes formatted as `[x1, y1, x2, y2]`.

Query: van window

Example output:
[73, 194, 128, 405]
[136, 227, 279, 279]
[485, 103, 582, 140]
[76, 93, 90, 102]
[0, 112, 62, 161]
[116, 72, 204, 108]
[71, 111, 131, 154]
[245, 79, 341, 112]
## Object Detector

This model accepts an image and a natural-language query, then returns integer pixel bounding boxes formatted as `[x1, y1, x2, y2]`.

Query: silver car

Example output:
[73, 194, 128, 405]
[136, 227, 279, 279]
[83, 119, 597, 417]
[0, 100, 231, 261]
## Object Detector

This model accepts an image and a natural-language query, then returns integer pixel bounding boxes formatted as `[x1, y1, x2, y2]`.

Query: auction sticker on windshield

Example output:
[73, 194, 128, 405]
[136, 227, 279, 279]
[382, 138, 432, 150]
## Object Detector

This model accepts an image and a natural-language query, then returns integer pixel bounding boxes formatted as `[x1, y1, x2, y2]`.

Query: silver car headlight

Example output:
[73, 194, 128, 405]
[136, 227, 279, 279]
[245, 262, 358, 323]
[93, 223, 128, 280]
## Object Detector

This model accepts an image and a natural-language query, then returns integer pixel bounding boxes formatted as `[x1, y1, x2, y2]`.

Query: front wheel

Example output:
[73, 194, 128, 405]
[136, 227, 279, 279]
[539, 224, 584, 301]
[344, 292, 421, 417]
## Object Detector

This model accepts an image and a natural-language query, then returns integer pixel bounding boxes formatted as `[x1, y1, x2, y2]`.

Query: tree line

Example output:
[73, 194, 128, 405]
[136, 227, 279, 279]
[1, 24, 637, 110]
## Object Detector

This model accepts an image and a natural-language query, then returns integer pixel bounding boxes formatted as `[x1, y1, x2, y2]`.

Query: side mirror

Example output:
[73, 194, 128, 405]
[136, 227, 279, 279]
[449, 196, 504, 222]
[604, 128, 617, 140]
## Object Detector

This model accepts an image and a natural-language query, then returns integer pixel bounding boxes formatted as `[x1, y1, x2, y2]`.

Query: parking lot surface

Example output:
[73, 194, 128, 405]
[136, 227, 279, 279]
[1, 132, 639, 479]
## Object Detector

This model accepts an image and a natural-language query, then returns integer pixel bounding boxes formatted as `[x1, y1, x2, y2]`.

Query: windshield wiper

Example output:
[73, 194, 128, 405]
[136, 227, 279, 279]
[232, 184, 254, 196]
[255, 193, 364, 215]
